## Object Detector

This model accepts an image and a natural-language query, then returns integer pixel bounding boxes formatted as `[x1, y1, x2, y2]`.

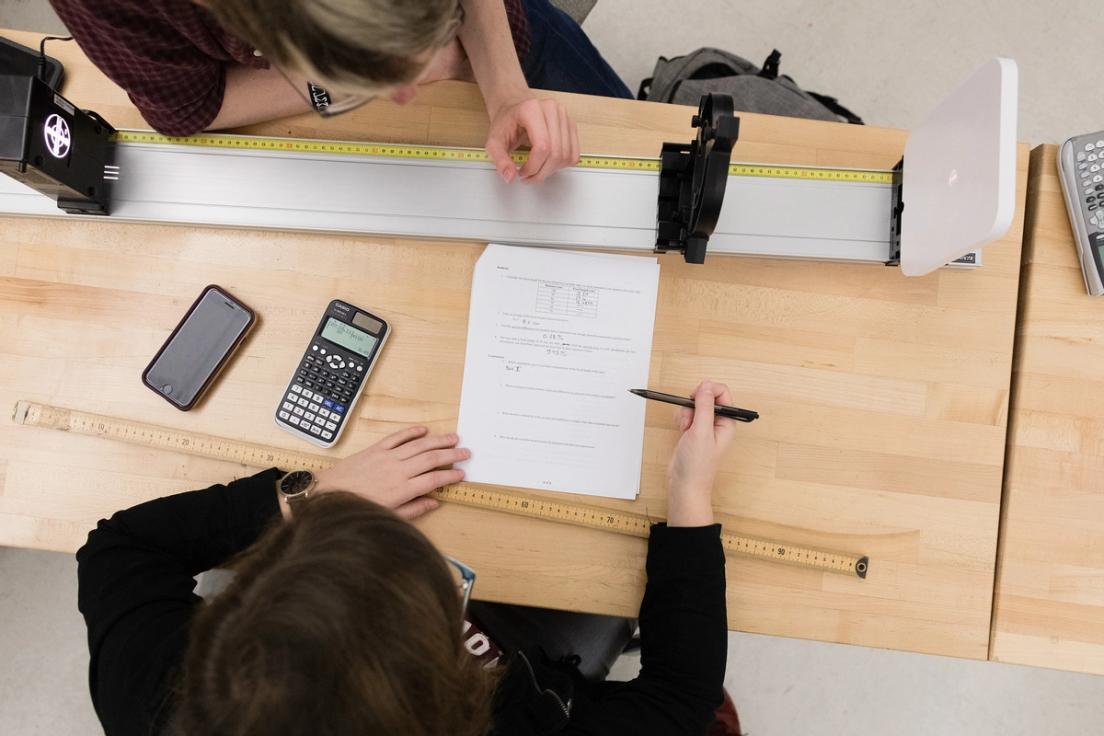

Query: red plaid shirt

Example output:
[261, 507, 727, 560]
[49, 0, 531, 136]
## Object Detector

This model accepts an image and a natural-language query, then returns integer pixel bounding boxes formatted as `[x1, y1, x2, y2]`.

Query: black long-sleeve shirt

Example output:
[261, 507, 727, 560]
[76, 469, 727, 736]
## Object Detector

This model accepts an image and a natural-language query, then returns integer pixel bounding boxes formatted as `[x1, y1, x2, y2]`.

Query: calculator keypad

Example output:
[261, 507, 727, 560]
[1077, 139, 1104, 233]
[277, 341, 368, 444]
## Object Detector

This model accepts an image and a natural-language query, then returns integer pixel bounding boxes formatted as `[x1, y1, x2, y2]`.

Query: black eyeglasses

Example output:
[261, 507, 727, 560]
[278, 3, 466, 119]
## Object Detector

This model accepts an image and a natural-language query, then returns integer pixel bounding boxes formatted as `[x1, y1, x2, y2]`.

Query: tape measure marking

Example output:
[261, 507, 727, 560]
[12, 400, 868, 578]
[112, 130, 893, 185]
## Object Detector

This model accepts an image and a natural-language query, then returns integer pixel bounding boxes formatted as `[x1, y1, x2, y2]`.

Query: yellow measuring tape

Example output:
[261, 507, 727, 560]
[112, 130, 894, 185]
[13, 400, 868, 578]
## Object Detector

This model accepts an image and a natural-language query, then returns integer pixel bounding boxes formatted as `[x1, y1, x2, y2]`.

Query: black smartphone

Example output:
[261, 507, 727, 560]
[142, 285, 256, 410]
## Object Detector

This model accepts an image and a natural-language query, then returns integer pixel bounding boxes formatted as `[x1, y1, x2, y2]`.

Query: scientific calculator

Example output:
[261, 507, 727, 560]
[1058, 131, 1104, 295]
[275, 300, 389, 448]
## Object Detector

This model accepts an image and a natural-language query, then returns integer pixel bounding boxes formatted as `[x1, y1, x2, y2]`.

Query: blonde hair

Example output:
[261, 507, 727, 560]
[209, 0, 460, 93]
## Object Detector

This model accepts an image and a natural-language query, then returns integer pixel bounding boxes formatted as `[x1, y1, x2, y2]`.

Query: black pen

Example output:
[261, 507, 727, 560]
[629, 388, 759, 423]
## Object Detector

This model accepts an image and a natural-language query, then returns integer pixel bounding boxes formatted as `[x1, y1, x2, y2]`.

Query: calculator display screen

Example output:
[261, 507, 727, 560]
[321, 318, 378, 357]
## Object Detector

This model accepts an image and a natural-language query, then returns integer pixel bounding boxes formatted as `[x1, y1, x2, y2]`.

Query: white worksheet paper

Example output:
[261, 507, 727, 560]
[456, 245, 660, 499]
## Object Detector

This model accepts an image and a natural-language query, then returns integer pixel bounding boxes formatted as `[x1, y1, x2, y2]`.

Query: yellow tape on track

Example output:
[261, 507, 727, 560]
[112, 130, 894, 185]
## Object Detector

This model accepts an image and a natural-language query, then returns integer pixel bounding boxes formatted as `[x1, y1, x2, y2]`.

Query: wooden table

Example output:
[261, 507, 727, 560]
[0, 29, 1029, 659]
[990, 144, 1104, 674]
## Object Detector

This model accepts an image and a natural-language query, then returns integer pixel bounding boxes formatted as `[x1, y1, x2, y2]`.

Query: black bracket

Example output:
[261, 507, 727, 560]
[655, 94, 740, 264]
[886, 158, 904, 266]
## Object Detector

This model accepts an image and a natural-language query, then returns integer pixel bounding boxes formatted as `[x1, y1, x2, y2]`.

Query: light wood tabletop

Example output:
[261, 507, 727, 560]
[0, 29, 1029, 659]
[990, 144, 1104, 674]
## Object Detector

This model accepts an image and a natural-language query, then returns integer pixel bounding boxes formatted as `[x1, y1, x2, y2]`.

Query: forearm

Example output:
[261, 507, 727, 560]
[206, 65, 312, 131]
[77, 467, 284, 606]
[459, 0, 529, 113]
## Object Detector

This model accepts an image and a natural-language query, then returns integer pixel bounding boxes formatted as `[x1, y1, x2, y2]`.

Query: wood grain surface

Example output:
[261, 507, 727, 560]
[0, 29, 1029, 658]
[990, 144, 1104, 673]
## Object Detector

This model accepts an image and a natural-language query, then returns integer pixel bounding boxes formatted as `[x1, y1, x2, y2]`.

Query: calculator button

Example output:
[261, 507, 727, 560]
[1096, 176, 1104, 183]
[305, 411, 316, 421]
[311, 392, 323, 402]
[320, 348, 327, 355]
[1079, 151, 1089, 161]
[279, 411, 290, 420]
[308, 402, 320, 412]
[312, 345, 318, 351]
[357, 365, 364, 372]
[289, 416, 301, 425]
[291, 385, 302, 394]
[1091, 204, 1099, 211]
[322, 431, 333, 440]
[310, 425, 322, 435]
[326, 421, 337, 431]
[333, 404, 345, 414]
[282, 401, 295, 411]
[1098, 141, 1104, 148]
[293, 406, 305, 416]
[322, 399, 334, 408]
[337, 379, 347, 387]
[295, 397, 307, 407]
[319, 408, 330, 419]
[1088, 143, 1096, 151]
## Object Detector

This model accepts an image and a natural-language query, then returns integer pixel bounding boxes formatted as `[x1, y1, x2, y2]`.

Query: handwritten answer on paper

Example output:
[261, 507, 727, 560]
[456, 245, 659, 499]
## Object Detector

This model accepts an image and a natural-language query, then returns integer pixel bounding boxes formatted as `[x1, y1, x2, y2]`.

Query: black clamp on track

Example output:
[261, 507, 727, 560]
[655, 94, 740, 264]
[886, 158, 905, 266]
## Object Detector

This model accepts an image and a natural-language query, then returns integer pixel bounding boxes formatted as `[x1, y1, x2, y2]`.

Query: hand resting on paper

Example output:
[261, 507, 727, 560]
[666, 380, 739, 527]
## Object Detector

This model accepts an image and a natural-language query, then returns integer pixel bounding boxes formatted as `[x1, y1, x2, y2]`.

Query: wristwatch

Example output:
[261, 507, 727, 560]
[278, 470, 318, 506]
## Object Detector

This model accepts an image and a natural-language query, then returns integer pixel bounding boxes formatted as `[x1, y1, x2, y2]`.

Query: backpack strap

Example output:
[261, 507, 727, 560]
[806, 92, 865, 124]
[758, 49, 782, 80]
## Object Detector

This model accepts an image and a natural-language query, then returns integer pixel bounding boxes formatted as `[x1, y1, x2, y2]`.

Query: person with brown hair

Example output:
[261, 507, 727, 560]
[77, 380, 736, 735]
[49, 0, 634, 183]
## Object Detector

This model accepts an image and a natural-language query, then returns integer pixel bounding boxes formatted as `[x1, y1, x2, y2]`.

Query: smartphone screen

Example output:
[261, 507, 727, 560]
[144, 288, 253, 409]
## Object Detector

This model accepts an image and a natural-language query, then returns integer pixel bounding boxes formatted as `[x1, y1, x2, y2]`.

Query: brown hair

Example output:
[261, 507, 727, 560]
[207, 0, 460, 92]
[169, 491, 495, 736]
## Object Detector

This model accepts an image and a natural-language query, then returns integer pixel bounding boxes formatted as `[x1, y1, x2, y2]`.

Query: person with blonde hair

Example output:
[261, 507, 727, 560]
[51, 0, 634, 182]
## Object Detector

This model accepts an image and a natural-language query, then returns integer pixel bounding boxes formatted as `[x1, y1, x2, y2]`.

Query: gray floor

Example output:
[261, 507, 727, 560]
[3, 1, 1104, 734]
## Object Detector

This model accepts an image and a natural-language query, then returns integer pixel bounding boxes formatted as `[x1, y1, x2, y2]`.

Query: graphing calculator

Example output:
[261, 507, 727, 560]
[1058, 130, 1104, 296]
[275, 300, 389, 448]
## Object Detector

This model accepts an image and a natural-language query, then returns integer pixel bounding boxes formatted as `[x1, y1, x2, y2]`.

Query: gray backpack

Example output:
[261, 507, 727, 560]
[638, 48, 863, 125]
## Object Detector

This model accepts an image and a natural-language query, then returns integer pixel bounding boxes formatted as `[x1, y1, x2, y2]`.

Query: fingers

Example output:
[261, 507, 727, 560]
[690, 380, 717, 434]
[676, 406, 693, 432]
[394, 496, 440, 520]
[708, 381, 740, 448]
[377, 425, 428, 450]
[529, 100, 563, 183]
[485, 134, 517, 183]
[709, 381, 735, 407]
[394, 432, 460, 460]
[409, 467, 466, 496]
[568, 113, 580, 166]
[406, 446, 471, 475]
[517, 101, 552, 182]
[559, 105, 572, 169]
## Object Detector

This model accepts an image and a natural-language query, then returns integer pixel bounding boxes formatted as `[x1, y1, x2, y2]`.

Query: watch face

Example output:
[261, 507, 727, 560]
[280, 470, 314, 496]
